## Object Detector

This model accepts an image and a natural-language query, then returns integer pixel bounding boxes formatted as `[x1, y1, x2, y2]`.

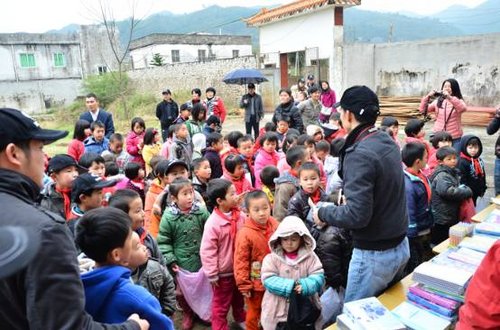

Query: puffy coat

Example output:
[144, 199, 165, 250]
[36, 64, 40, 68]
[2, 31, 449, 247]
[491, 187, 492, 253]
[404, 170, 434, 237]
[142, 142, 162, 176]
[126, 131, 145, 167]
[168, 136, 193, 165]
[458, 134, 487, 201]
[157, 202, 209, 272]
[273, 171, 300, 222]
[261, 216, 324, 330]
[145, 180, 163, 238]
[430, 165, 472, 226]
[67, 139, 85, 161]
[84, 136, 109, 155]
[320, 88, 337, 108]
[298, 98, 322, 127]
[419, 95, 467, 139]
[234, 217, 279, 293]
[273, 101, 304, 133]
[287, 188, 328, 230]
[204, 96, 227, 122]
[185, 119, 204, 137]
[39, 182, 66, 219]
[254, 148, 280, 189]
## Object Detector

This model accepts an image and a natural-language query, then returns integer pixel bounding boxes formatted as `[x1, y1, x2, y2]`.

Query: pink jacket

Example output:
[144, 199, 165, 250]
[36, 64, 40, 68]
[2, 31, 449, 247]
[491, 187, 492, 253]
[126, 131, 145, 167]
[67, 139, 85, 161]
[200, 208, 245, 281]
[320, 89, 337, 108]
[419, 96, 467, 139]
[222, 172, 253, 195]
[254, 148, 280, 189]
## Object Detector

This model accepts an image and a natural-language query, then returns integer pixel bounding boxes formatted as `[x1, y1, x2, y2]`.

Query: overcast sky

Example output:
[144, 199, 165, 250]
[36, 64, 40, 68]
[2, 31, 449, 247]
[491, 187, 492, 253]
[0, 0, 487, 33]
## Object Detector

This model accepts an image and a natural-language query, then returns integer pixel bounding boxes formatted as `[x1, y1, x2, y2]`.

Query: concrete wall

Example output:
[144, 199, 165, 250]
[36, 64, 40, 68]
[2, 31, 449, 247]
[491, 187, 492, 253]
[343, 33, 500, 106]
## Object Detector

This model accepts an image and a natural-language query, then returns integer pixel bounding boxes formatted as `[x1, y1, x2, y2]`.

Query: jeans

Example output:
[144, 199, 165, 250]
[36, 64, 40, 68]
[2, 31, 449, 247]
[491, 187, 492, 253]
[344, 237, 410, 302]
[245, 115, 259, 140]
[452, 137, 462, 152]
[495, 158, 500, 196]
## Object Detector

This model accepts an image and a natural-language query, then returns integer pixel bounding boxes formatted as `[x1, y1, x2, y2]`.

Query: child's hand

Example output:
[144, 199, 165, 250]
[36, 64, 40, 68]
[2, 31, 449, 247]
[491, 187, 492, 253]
[236, 191, 248, 204]
[171, 263, 179, 273]
[242, 291, 251, 298]
[210, 279, 219, 288]
[294, 284, 302, 295]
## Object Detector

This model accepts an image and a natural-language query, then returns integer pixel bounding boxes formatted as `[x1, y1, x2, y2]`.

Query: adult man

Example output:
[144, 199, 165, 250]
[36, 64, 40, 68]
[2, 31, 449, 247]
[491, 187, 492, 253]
[306, 73, 317, 89]
[239, 83, 264, 140]
[80, 93, 115, 139]
[155, 89, 179, 141]
[297, 85, 322, 127]
[0, 108, 148, 329]
[311, 86, 409, 302]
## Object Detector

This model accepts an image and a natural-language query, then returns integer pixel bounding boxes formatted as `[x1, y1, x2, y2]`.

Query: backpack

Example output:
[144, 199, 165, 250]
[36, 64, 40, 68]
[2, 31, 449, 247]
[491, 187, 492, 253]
[276, 290, 321, 330]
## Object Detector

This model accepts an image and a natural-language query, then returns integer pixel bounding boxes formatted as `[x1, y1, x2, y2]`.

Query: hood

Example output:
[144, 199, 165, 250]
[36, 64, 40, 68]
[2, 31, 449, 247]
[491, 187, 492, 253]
[268, 216, 316, 260]
[81, 266, 130, 317]
[165, 201, 204, 216]
[460, 134, 483, 158]
[192, 133, 206, 152]
[173, 135, 190, 145]
[274, 171, 299, 185]
[0, 168, 41, 203]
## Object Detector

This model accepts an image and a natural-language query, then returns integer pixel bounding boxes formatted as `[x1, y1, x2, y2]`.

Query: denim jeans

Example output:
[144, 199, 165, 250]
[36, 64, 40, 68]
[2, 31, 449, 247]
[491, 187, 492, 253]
[495, 158, 500, 196]
[452, 137, 462, 152]
[344, 237, 410, 302]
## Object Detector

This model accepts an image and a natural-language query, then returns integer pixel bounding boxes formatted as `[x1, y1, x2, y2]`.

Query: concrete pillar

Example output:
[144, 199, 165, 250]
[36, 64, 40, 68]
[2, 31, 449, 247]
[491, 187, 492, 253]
[331, 7, 344, 93]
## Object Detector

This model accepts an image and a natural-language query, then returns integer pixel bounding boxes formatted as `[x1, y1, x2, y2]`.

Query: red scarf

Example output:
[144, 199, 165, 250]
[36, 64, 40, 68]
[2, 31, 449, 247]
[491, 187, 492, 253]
[289, 169, 299, 178]
[214, 207, 241, 247]
[406, 168, 432, 203]
[309, 189, 322, 204]
[460, 152, 484, 177]
[55, 186, 72, 221]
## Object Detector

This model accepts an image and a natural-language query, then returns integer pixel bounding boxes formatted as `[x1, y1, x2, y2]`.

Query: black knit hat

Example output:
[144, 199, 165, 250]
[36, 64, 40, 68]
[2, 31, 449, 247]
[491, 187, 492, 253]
[334, 85, 380, 117]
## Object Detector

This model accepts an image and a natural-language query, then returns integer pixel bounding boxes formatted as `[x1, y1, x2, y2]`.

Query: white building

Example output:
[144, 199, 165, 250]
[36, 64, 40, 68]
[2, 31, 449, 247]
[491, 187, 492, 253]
[246, 0, 360, 92]
[129, 33, 253, 69]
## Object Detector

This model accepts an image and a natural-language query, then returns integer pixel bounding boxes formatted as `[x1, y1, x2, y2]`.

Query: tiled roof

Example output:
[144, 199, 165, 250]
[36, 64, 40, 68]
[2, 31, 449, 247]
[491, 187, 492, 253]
[246, 0, 361, 26]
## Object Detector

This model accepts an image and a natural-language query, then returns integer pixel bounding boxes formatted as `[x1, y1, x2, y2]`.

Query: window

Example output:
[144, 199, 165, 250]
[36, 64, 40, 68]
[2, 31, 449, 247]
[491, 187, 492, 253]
[53, 53, 65, 67]
[232, 49, 239, 58]
[98, 66, 108, 75]
[171, 50, 180, 63]
[198, 49, 206, 62]
[19, 53, 36, 68]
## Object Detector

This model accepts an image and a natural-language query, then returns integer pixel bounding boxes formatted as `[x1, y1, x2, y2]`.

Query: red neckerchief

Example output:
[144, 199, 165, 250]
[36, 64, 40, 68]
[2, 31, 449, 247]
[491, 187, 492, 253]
[289, 169, 299, 178]
[136, 227, 148, 244]
[55, 186, 72, 221]
[460, 152, 484, 177]
[214, 207, 240, 247]
[309, 189, 322, 204]
[406, 168, 432, 203]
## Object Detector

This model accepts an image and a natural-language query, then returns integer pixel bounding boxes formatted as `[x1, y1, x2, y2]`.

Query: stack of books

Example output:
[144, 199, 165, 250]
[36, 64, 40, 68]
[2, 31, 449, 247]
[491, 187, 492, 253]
[336, 297, 405, 330]
[475, 222, 500, 237]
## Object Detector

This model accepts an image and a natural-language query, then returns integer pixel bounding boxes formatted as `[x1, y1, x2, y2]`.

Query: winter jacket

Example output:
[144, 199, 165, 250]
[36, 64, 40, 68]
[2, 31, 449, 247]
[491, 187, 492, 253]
[203, 148, 223, 179]
[84, 136, 110, 155]
[486, 115, 500, 158]
[430, 165, 473, 226]
[298, 98, 322, 127]
[132, 259, 176, 316]
[68, 138, 86, 161]
[39, 182, 67, 219]
[320, 88, 337, 108]
[192, 175, 212, 212]
[156, 100, 179, 127]
[273, 171, 300, 222]
[185, 119, 204, 137]
[126, 131, 145, 167]
[145, 180, 163, 238]
[273, 101, 304, 133]
[404, 170, 434, 237]
[222, 172, 253, 195]
[458, 134, 487, 201]
[81, 265, 173, 330]
[200, 208, 245, 281]
[142, 142, 162, 176]
[287, 188, 328, 229]
[204, 96, 227, 122]
[136, 227, 165, 266]
[168, 136, 193, 165]
[80, 109, 115, 139]
[0, 169, 139, 330]
[240, 92, 264, 123]
[157, 202, 209, 272]
[261, 216, 324, 330]
[254, 148, 280, 189]
[234, 217, 279, 294]
[404, 136, 432, 160]
[318, 125, 408, 251]
[419, 95, 467, 139]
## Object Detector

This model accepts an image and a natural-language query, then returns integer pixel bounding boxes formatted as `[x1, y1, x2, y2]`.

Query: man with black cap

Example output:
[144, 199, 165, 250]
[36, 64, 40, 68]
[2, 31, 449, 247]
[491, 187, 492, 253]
[239, 83, 264, 139]
[311, 86, 410, 302]
[155, 89, 179, 142]
[306, 73, 317, 89]
[0, 108, 148, 329]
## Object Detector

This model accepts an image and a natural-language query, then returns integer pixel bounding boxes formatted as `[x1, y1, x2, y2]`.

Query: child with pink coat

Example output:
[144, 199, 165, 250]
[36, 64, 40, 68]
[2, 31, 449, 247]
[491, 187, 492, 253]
[254, 132, 280, 189]
[126, 117, 146, 168]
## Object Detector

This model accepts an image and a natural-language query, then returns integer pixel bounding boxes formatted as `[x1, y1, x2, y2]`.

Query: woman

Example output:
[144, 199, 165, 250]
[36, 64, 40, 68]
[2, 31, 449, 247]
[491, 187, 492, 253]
[419, 78, 467, 150]
[487, 106, 500, 195]
[320, 81, 337, 123]
[272, 88, 304, 134]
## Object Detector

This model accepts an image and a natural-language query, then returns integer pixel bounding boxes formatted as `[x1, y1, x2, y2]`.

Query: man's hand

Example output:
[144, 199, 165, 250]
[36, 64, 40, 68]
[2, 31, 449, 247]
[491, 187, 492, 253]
[308, 198, 323, 226]
[128, 313, 149, 330]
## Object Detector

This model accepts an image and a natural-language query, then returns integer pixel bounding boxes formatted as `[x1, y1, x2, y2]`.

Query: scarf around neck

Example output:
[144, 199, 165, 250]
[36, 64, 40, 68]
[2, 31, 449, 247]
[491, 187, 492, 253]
[55, 186, 72, 220]
[460, 152, 484, 177]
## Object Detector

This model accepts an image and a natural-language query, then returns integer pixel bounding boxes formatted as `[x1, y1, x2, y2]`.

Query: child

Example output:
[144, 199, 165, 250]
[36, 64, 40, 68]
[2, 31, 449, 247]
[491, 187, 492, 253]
[79, 152, 106, 177]
[277, 134, 299, 173]
[203, 115, 222, 136]
[458, 135, 487, 205]
[430, 146, 473, 245]
[157, 178, 210, 330]
[253, 122, 277, 154]
[204, 132, 224, 179]
[76, 208, 174, 329]
[223, 154, 253, 196]
[381, 116, 401, 147]
[324, 112, 347, 141]
[173, 103, 191, 125]
[123, 162, 146, 205]
[109, 189, 164, 265]
[67, 119, 90, 161]
[84, 121, 109, 155]
[254, 132, 280, 189]
[161, 125, 176, 160]
[185, 103, 206, 137]
[221, 131, 244, 165]
[128, 231, 176, 317]
[298, 134, 327, 188]
[102, 133, 130, 172]
[306, 125, 324, 143]
[404, 118, 431, 157]
[402, 142, 434, 274]
[145, 160, 170, 237]
[40, 154, 80, 220]
[260, 166, 280, 207]
[428, 131, 453, 174]
[142, 128, 162, 177]
[326, 138, 345, 195]
[200, 179, 246, 330]
[261, 215, 324, 330]
[169, 123, 193, 165]
[192, 157, 212, 210]
[315, 140, 336, 185]
[126, 117, 146, 168]
[275, 115, 290, 150]
[234, 191, 279, 330]
[237, 135, 256, 186]
[192, 133, 206, 160]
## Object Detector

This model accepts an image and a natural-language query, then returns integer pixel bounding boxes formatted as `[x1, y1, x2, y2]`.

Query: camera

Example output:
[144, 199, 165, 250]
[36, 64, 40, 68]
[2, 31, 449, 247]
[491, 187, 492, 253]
[433, 91, 444, 97]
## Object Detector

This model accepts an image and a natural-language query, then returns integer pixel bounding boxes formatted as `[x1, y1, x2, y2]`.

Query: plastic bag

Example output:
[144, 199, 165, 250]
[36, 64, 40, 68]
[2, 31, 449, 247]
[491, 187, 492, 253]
[459, 198, 475, 223]
[176, 268, 212, 322]
[320, 287, 344, 327]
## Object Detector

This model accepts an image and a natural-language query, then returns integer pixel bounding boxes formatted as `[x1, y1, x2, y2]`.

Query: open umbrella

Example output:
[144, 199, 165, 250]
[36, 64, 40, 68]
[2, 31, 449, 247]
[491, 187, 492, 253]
[222, 68, 268, 85]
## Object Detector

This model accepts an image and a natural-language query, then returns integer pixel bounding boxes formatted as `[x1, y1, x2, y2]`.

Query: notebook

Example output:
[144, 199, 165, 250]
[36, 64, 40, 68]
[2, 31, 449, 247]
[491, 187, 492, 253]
[342, 297, 406, 330]
[412, 262, 473, 295]
[392, 301, 452, 330]
[475, 222, 500, 237]
[458, 235, 498, 253]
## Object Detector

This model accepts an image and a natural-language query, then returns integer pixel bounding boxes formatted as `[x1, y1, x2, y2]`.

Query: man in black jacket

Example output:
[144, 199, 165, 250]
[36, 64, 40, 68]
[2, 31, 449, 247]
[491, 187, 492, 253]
[0, 108, 148, 330]
[311, 86, 409, 302]
[156, 89, 179, 142]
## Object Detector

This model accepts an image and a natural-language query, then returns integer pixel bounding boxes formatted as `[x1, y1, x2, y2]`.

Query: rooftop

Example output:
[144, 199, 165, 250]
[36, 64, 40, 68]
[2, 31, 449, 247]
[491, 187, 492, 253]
[130, 33, 252, 51]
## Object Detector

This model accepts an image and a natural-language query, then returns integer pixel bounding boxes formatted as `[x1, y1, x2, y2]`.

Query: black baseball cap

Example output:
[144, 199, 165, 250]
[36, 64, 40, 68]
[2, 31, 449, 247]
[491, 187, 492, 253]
[206, 115, 221, 126]
[166, 159, 189, 174]
[162, 89, 171, 95]
[0, 226, 40, 279]
[0, 108, 68, 150]
[307, 74, 315, 80]
[48, 154, 86, 174]
[333, 85, 380, 117]
[248, 83, 256, 89]
[71, 173, 116, 202]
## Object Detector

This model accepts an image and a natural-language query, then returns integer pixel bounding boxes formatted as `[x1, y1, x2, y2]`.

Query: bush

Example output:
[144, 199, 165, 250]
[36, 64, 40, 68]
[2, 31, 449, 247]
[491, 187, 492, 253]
[82, 72, 129, 108]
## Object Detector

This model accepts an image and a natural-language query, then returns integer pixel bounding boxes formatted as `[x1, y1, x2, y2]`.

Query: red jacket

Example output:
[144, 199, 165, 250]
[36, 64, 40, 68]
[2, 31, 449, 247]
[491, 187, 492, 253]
[67, 139, 85, 161]
[204, 96, 227, 123]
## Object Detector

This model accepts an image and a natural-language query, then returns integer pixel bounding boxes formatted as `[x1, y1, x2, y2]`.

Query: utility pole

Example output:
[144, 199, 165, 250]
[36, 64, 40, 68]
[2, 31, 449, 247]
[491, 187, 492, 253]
[388, 23, 393, 43]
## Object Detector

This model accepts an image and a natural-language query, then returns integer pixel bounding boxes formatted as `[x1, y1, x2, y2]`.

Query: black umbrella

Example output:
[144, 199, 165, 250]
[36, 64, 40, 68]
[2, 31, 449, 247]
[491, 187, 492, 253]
[222, 68, 268, 85]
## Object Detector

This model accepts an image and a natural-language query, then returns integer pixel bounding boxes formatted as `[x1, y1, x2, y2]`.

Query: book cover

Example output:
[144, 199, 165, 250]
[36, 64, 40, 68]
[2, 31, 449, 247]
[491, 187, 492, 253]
[412, 262, 473, 295]
[423, 285, 465, 303]
[408, 283, 460, 310]
[458, 235, 498, 253]
[342, 297, 406, 330]
[447, 247, 485, 267]
[475, 222, 500, 237]
[407, 292, 455, 317]
[392, 301, 452, 330]
[336, 313, 362, 330]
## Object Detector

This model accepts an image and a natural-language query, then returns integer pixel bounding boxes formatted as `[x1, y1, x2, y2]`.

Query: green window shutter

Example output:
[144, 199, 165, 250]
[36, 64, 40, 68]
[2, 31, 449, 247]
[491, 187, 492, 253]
[20, 53, 36, 68]
[54, 53, 65, 67]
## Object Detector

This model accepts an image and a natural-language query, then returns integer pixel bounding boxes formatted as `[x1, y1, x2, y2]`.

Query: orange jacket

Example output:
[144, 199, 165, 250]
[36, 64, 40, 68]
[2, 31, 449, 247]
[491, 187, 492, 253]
[234, 216, 279, 293]
[145, 180, 164, 238]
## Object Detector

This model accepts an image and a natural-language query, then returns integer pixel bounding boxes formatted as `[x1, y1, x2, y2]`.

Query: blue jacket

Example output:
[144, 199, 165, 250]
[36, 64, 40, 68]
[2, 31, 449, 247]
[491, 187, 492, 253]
[81, 265, 173, 330]
[404, 170, 433, 237]
[80, 109, 115, 139]
[84, 136, 110, 155]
